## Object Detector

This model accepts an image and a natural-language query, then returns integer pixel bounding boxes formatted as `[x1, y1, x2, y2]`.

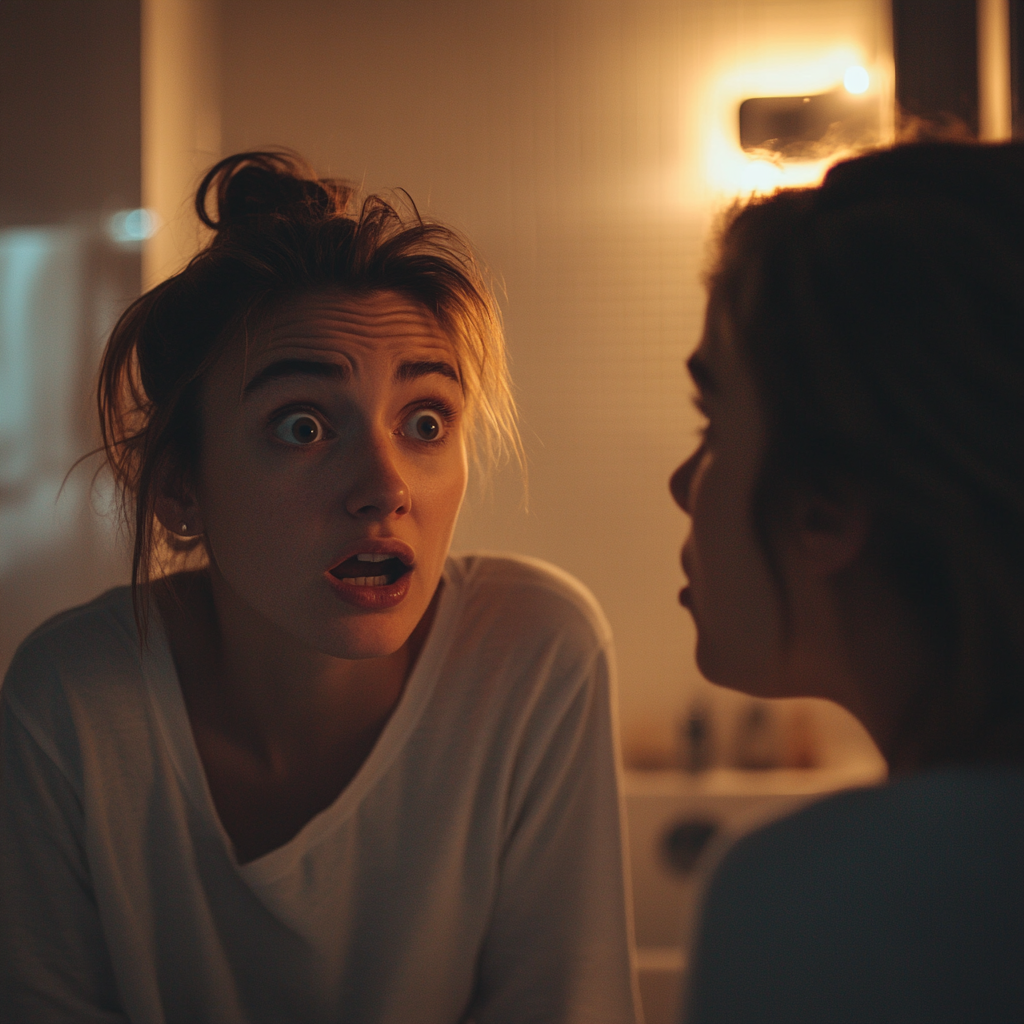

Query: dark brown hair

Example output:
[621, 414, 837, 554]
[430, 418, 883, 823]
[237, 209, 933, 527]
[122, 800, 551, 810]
[98, 151, 517, 631]
[709, 142, 1024, 766]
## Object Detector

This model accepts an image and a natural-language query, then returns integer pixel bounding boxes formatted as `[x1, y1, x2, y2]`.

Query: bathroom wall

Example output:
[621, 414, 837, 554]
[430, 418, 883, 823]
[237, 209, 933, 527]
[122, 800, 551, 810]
[207, 0, 888, 757]
[1, 0, 890, 765]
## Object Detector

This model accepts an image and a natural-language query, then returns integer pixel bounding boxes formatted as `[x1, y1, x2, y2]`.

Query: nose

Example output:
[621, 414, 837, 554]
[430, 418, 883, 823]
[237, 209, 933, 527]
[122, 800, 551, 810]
[670, 445, 702, 514]
[345, 436, 411, 520]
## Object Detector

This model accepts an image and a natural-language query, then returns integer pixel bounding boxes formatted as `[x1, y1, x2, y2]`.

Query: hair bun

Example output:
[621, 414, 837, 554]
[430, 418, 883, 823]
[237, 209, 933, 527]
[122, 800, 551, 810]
[195, 150, 353, 233]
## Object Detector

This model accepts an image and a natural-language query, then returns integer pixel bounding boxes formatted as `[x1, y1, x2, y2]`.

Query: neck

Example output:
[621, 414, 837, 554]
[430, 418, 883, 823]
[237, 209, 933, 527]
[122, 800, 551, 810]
[786, 558, 939, 773]
[154, 568, 436, 764]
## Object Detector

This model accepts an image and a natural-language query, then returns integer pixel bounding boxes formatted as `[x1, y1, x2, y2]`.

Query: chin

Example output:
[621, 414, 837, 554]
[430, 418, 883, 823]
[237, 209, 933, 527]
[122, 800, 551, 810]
[307, 634, 407, 661]
[312, 616, 418, 661]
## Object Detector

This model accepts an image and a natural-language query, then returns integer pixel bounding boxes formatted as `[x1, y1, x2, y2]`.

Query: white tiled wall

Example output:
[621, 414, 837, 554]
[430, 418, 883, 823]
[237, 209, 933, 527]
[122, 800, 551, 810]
[212, 0, 892, 743]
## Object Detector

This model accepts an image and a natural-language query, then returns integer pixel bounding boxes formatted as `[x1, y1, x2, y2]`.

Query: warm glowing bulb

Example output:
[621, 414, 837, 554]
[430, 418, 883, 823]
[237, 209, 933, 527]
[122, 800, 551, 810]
[741, 159, 782, 194]
[844, 65, 869, 94]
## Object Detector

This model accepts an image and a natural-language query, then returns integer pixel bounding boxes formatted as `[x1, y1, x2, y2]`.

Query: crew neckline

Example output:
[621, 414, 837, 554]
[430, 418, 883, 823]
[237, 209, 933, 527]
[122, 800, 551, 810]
[140, 560, 464, 885]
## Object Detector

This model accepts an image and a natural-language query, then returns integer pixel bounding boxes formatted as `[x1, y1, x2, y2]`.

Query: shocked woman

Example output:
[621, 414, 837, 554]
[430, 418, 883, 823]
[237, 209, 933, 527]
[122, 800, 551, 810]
[0, 152, 639, 1024]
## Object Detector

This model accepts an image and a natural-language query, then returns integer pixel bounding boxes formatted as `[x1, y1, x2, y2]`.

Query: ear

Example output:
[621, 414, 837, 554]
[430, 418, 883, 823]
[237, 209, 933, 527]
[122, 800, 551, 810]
[153, 462, 204, 539]
[789, 489, 869, 577]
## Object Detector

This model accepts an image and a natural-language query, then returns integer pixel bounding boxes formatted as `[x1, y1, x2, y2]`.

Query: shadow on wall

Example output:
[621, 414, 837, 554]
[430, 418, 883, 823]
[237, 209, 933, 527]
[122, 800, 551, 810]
[0, 224, 136, 677]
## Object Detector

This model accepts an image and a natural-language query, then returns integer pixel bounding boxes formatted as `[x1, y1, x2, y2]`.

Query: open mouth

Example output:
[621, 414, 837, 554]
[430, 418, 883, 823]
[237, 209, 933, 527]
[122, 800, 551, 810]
[329, 553, 409, 588]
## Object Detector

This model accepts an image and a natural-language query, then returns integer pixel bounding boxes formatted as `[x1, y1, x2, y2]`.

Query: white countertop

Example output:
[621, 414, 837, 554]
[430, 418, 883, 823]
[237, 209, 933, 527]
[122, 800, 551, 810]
[624, 763, 886, 798]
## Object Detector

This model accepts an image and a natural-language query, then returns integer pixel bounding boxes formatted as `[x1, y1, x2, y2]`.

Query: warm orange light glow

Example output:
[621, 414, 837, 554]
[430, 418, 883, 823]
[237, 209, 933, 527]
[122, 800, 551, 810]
[844, 65, 870, 94]
[740, 159, 783, 194]
[700, 40, 892, 201]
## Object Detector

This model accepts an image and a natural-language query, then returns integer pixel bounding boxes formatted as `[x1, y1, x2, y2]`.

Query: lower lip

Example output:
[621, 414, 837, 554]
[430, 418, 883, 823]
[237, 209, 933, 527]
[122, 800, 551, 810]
[678, 586, 692, 608]
[325, 569, 413, 610]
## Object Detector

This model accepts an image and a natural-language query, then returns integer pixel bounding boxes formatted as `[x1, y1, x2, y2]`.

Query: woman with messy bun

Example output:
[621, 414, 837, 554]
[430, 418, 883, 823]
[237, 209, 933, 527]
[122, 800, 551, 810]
[0, 153, 638, 1023]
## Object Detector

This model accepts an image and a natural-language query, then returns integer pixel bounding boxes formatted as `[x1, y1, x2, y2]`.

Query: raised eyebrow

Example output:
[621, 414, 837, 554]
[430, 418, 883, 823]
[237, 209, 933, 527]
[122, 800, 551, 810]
[395, 360, 462, 387]
[242, 358, 349, 397]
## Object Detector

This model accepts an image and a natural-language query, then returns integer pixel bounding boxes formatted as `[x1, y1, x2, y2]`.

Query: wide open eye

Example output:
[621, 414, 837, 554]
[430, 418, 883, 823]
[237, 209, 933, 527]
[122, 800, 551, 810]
[402, 408, 445, 442]
[274, 412, 326, 445]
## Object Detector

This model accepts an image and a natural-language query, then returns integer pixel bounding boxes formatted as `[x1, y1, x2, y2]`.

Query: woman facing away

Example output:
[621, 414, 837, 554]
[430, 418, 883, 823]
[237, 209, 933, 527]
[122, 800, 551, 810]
[671, 141, 1024, 1023]
[0, 152, 640, 1024]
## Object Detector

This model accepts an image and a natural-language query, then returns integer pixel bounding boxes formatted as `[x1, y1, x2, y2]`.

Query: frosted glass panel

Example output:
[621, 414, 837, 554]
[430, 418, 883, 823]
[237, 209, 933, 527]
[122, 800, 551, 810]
[0, 227, 132, 674]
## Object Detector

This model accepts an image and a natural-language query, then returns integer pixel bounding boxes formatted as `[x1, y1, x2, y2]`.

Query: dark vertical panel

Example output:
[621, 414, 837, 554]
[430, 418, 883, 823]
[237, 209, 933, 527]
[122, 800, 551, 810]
[891, 0, 978, 134]
[0, 0, 139, 670]
[1012, 0, 1024, 138]
[0, 0, 141, 224]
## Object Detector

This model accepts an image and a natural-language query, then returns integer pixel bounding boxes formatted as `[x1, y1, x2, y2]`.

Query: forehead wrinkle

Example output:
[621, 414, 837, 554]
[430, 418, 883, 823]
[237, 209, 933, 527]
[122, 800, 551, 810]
[244, 295, 458, 390]
[257, 324, 454, 364]
[265, 315, 448, 341]
[266, 298, 450, 346]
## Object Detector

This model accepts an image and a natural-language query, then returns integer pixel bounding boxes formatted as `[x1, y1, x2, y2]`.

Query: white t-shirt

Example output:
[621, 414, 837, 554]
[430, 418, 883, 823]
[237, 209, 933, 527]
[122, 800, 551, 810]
[1, 553, 639, 1024]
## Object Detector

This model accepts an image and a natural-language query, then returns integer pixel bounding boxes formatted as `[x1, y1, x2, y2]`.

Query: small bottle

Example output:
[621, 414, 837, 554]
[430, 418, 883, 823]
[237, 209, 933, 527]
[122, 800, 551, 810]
[733, 700, 781, 770]
[679, 701, 714, 773]
[782, 703, 820, 769]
